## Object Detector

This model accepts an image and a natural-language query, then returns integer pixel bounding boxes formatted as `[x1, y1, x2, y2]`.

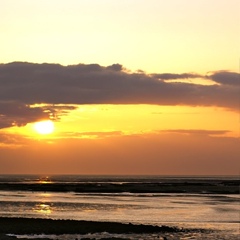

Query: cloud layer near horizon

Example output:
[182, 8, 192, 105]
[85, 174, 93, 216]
[0, 62, 239, 128]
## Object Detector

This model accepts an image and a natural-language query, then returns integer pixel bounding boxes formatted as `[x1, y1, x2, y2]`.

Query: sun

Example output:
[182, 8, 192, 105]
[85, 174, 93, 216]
[34, 120, 55, 135]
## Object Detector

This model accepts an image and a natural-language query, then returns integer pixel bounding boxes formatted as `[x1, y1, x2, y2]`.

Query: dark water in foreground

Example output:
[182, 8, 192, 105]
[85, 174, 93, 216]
[0, 175, 239, 239]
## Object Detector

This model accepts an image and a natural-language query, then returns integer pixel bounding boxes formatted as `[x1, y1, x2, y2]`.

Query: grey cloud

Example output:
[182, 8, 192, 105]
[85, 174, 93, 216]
[152, 73, 202, 80]
[106, 64, 123, 71]
[0, 101, 76, 129]
[0, 102, 48, 128]
[207, 71, 240, 86]
[0, 62, 239, 128]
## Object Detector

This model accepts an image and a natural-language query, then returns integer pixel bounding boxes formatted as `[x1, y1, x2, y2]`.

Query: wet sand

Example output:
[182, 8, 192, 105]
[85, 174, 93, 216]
[0, 217, 183, 239]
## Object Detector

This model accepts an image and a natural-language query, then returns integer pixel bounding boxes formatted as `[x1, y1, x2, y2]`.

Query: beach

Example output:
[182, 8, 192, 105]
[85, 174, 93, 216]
[0, 217, 185, 239]
[0, 217, 238, 240]
[0, 175, 239, 239]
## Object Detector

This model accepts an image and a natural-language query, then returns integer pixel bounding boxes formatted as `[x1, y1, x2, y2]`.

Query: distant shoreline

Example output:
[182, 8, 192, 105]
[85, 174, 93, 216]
[0, 179, 239, 194]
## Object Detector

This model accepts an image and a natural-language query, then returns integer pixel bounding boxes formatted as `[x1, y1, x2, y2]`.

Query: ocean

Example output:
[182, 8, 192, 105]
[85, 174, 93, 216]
[0, 175, 239, 239]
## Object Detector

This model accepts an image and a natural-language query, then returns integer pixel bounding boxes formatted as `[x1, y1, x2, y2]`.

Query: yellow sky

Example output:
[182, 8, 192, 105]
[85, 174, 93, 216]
[5, 105, 239, 139]
[1, 0, 239, 73]
[0, 0, 239, 175]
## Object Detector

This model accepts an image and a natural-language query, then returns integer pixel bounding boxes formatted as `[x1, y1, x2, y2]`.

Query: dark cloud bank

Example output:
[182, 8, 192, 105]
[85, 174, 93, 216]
[0, 62, 239, 128]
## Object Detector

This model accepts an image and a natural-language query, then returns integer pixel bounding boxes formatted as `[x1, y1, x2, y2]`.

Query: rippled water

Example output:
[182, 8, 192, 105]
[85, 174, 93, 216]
[0, 175, 239, 239]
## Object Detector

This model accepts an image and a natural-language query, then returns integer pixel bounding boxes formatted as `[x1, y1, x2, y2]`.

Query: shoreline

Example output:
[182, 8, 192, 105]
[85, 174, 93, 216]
[0, 217, 238, 240]
[0, 217, 185, 240]
[0, 217, 183, 234]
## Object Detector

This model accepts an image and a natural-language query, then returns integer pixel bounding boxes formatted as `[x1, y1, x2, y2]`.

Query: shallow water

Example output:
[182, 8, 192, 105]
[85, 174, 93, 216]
[0, 175, 239, 239]
[1, 191, 239, 239]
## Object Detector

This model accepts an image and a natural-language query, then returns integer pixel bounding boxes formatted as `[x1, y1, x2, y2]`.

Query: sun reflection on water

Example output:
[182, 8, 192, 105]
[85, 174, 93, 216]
[34, 203, 52, 215]
[38, 192, 52, 197]
[39, 180, 52, 184]
[33, 191, 54, 215]
[37, 176, 52, 184]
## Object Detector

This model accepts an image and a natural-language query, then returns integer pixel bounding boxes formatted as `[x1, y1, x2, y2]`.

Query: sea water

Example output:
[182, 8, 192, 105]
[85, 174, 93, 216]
[0, 175, 239, 239]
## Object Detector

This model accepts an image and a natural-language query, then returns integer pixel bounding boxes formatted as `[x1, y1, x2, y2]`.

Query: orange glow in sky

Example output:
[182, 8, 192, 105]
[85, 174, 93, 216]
[0, 0, 239, 175]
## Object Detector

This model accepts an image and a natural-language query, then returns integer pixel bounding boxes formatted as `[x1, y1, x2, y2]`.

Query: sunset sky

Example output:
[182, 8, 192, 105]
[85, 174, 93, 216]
[0, 0, 239, 175]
